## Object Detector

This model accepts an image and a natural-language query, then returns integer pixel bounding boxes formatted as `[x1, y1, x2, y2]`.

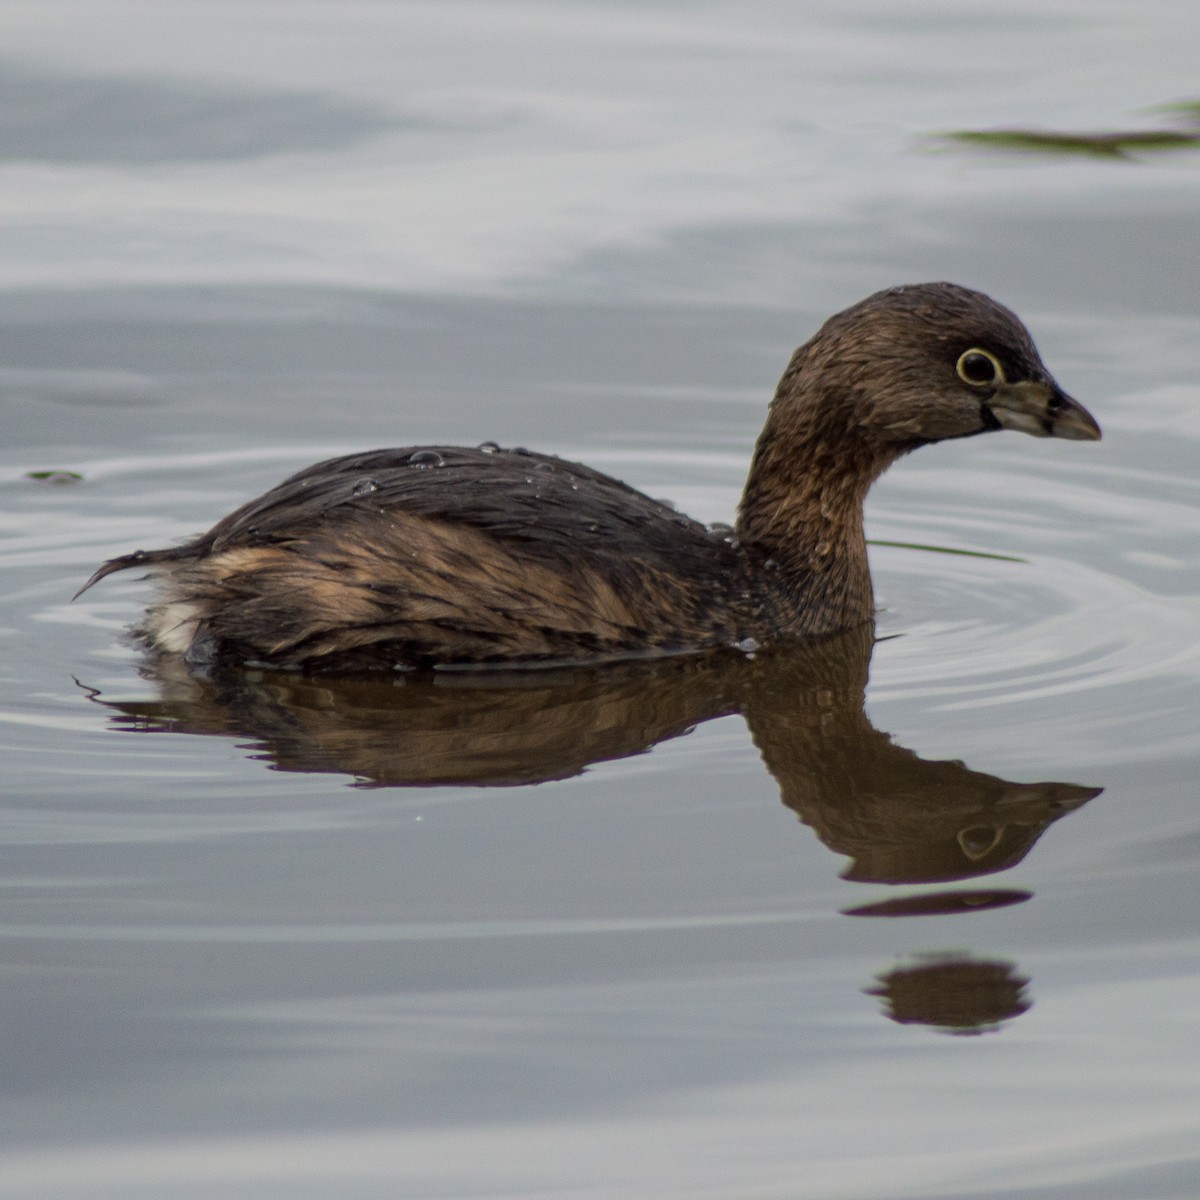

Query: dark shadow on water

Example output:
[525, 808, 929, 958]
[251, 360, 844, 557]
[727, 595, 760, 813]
[87, 624, 1100, 889]
[0, 60, 422, 164]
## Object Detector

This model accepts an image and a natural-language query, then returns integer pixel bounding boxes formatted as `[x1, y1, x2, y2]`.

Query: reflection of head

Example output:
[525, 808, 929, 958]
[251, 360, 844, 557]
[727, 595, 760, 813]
[866, 955, 1032, 1035]
[742, 638, 1100, 884]
[88, 622, 1098, 884]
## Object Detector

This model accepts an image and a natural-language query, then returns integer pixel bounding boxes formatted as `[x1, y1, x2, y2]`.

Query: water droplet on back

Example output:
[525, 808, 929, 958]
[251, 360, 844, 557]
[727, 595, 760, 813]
[706, 522, 739, 548]
[408, 450, 445, 469]
[477, 441, 500, 454]
[351, 478, 380, 496]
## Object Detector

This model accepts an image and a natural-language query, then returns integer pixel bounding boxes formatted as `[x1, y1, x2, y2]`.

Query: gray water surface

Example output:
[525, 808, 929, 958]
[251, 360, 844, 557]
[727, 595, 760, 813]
[3, 3, 1200, 1198]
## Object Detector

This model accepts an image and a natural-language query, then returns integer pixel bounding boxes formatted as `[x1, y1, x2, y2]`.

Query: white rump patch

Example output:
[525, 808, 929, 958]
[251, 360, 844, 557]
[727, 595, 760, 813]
[147, 601, 203, 654]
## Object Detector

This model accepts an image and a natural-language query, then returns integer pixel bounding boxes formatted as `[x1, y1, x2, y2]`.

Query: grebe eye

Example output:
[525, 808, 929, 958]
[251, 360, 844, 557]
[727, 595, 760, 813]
[956, 348, 1005, 387]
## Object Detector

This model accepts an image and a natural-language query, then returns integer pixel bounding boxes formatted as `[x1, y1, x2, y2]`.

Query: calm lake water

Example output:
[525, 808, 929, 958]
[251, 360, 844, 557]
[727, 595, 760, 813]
[3, 2, 1200, 1197]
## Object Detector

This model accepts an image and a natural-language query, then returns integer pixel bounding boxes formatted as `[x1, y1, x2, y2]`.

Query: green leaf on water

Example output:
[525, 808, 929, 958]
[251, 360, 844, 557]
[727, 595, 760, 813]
[868, 539, 1027, 564]
[935, 101, 1200, 160]
[25, 470, 85, 484]
[936, 126, 1200, 159]
[1150, 100, 1200, 127]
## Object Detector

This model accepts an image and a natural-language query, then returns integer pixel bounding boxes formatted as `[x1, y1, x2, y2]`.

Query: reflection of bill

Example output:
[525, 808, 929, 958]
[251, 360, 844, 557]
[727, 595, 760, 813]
[866, 954, 1032, 1036]
[86, 622, 1099, 890]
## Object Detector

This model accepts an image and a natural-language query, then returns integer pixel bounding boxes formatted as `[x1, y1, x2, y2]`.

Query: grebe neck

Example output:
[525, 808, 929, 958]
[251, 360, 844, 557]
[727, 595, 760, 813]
[736, 405, 900, 635]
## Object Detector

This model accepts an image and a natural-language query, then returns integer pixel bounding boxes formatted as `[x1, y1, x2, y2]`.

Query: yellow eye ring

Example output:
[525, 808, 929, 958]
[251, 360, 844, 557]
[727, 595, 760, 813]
[956, 348, 1005, 387]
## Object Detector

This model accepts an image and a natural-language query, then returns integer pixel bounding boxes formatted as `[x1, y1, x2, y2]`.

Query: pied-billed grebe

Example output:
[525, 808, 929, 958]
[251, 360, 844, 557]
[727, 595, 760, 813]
[78, 282, 1100, 671]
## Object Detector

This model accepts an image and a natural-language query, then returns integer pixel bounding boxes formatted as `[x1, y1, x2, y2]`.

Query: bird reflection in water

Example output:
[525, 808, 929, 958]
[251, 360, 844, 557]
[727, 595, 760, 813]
[92, 623, 1097, 876]
[87, 623, 1098, 1032]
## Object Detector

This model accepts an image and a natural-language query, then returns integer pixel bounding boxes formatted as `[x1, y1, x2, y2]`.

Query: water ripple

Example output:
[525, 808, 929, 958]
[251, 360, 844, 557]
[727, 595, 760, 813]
[7, 434, 1196, 772]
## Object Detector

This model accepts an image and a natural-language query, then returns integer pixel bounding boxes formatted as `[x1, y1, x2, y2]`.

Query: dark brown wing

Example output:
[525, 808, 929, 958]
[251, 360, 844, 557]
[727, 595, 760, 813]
[203, 446, 724, 572]
[79, 445, 740, 593]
